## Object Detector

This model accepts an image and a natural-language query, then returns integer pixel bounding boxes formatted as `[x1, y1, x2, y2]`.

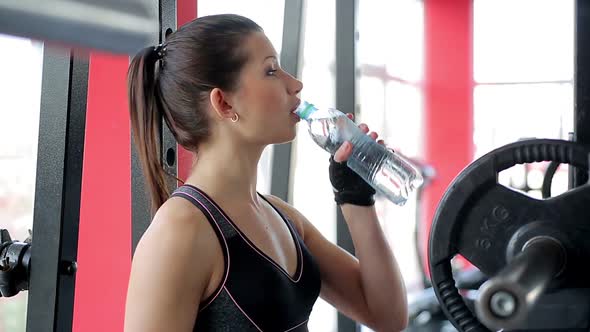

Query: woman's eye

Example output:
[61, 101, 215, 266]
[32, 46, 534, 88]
[267, 68, 278, 76]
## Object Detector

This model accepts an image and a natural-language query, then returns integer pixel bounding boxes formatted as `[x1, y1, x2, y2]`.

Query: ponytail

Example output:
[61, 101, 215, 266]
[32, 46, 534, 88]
[128, 46, 169, 214]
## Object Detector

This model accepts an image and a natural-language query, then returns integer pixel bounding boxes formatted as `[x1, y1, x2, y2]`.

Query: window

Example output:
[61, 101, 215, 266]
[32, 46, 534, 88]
[357, 0, 426, 315]
[474, 0, 574, 84]
[0, 33, 44, 332]
[473, 0, 574, 197]
[290, 0, 338, 330]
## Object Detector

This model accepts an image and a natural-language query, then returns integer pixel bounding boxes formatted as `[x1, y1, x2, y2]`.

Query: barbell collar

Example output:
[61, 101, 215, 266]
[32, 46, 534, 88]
[475, 236, 566, 330]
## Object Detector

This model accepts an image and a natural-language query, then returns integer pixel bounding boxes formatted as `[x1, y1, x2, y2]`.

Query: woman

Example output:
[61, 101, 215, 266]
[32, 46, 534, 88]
[124, 14, 408, 332]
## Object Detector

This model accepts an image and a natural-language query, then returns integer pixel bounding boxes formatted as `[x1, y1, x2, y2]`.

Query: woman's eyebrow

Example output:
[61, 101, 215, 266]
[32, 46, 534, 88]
[262, 55, 277, 63]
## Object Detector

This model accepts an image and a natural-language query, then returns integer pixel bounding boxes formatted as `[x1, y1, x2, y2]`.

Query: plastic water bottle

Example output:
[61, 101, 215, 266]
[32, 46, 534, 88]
[295, 101, 424, 206]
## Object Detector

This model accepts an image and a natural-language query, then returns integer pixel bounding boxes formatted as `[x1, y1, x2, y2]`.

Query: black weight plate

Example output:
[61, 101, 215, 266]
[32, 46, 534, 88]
[428, 139, 590, 332]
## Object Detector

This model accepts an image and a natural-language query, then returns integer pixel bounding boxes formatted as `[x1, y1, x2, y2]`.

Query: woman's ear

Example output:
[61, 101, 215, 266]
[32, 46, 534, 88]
[209, 88, 234, 120]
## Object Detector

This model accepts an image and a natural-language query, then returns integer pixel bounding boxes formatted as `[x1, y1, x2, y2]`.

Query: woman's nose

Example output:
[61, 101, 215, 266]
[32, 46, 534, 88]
[286, 73, 303, 95]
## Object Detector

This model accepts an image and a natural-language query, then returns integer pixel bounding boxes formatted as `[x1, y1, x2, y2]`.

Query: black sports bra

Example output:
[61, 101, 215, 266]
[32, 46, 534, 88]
[171, 184, 321, 331]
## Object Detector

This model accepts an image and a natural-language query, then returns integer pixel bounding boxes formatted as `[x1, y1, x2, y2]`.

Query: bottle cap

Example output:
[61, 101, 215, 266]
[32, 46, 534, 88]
[294, 101, 317, 120]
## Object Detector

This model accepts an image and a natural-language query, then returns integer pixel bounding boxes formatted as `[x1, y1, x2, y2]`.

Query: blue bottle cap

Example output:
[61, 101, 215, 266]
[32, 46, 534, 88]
[294, 101, 317, 120]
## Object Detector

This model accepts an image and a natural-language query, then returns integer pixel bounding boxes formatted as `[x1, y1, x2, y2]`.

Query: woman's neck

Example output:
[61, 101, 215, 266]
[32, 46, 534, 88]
[184, 140, 265, 206]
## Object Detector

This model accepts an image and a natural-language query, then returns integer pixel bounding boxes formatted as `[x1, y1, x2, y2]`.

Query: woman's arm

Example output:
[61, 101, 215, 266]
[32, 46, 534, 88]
[267, 118, 408, 331]
[124, 198, 218, 332]
[339, 203, 408, 330]
[266, 196, 408, 332]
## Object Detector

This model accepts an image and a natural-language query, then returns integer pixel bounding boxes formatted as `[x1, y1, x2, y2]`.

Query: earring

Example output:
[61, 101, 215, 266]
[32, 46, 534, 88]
[231, 113, 239, 122]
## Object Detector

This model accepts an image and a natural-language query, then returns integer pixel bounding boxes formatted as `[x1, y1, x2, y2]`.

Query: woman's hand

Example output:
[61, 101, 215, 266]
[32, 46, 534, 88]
[330, 113, 386, 206]
[333, 113, 385, 162]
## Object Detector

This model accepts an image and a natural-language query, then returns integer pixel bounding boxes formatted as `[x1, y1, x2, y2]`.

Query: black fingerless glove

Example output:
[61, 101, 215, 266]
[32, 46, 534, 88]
[329, 156, 376, 206]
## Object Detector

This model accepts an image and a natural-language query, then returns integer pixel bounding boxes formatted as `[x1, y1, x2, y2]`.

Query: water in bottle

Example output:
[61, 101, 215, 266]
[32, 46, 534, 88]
[295, 101, 424, 206]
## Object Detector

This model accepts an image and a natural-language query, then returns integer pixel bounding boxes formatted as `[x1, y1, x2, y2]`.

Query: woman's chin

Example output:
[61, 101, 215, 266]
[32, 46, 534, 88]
[275, 131, 297, 144]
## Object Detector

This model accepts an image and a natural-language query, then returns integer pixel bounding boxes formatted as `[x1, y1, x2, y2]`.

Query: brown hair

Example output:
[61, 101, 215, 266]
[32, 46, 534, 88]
[127, 14, 262, 213]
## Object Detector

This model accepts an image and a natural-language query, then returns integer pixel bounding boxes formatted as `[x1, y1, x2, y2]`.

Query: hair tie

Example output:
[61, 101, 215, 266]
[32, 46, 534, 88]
[154, 44, 167, 60]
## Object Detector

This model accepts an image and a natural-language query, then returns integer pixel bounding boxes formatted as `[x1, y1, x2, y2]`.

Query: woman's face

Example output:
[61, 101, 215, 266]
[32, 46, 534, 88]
[228, 32, 303, 145]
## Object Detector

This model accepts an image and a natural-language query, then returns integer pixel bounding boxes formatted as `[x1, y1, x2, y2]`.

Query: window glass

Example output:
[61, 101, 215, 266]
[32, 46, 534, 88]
[474, 0, 574, 83]
[0, 33, 44, 332]
[358, 0, 424, 81]
[357, 2, 425, 321]
[473, 83, 573, 158]
[473, 0, 574, 202]
[291, 0, 338, 330]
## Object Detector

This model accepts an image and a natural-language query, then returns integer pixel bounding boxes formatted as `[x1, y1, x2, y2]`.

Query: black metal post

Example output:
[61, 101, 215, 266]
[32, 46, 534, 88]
[270, 0, 304, 202]
[160, 0, 178, 193]
[336, 0, 360, 331]
[574, 0, 590, 187]
[26, 47, 88, 332]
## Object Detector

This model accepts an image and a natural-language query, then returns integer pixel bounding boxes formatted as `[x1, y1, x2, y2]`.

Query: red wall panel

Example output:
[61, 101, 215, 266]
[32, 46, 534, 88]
[422, 0, 474, 276]
[73, 53, 131, 332]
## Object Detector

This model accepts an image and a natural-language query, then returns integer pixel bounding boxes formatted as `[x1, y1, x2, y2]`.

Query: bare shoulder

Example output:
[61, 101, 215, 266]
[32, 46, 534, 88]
[263, 194, 308, 239]
[135, 195, 222, 278]
[130, 195, 219, 290]
[138, 196, 218, 255]
[125, 196, 218, 331]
